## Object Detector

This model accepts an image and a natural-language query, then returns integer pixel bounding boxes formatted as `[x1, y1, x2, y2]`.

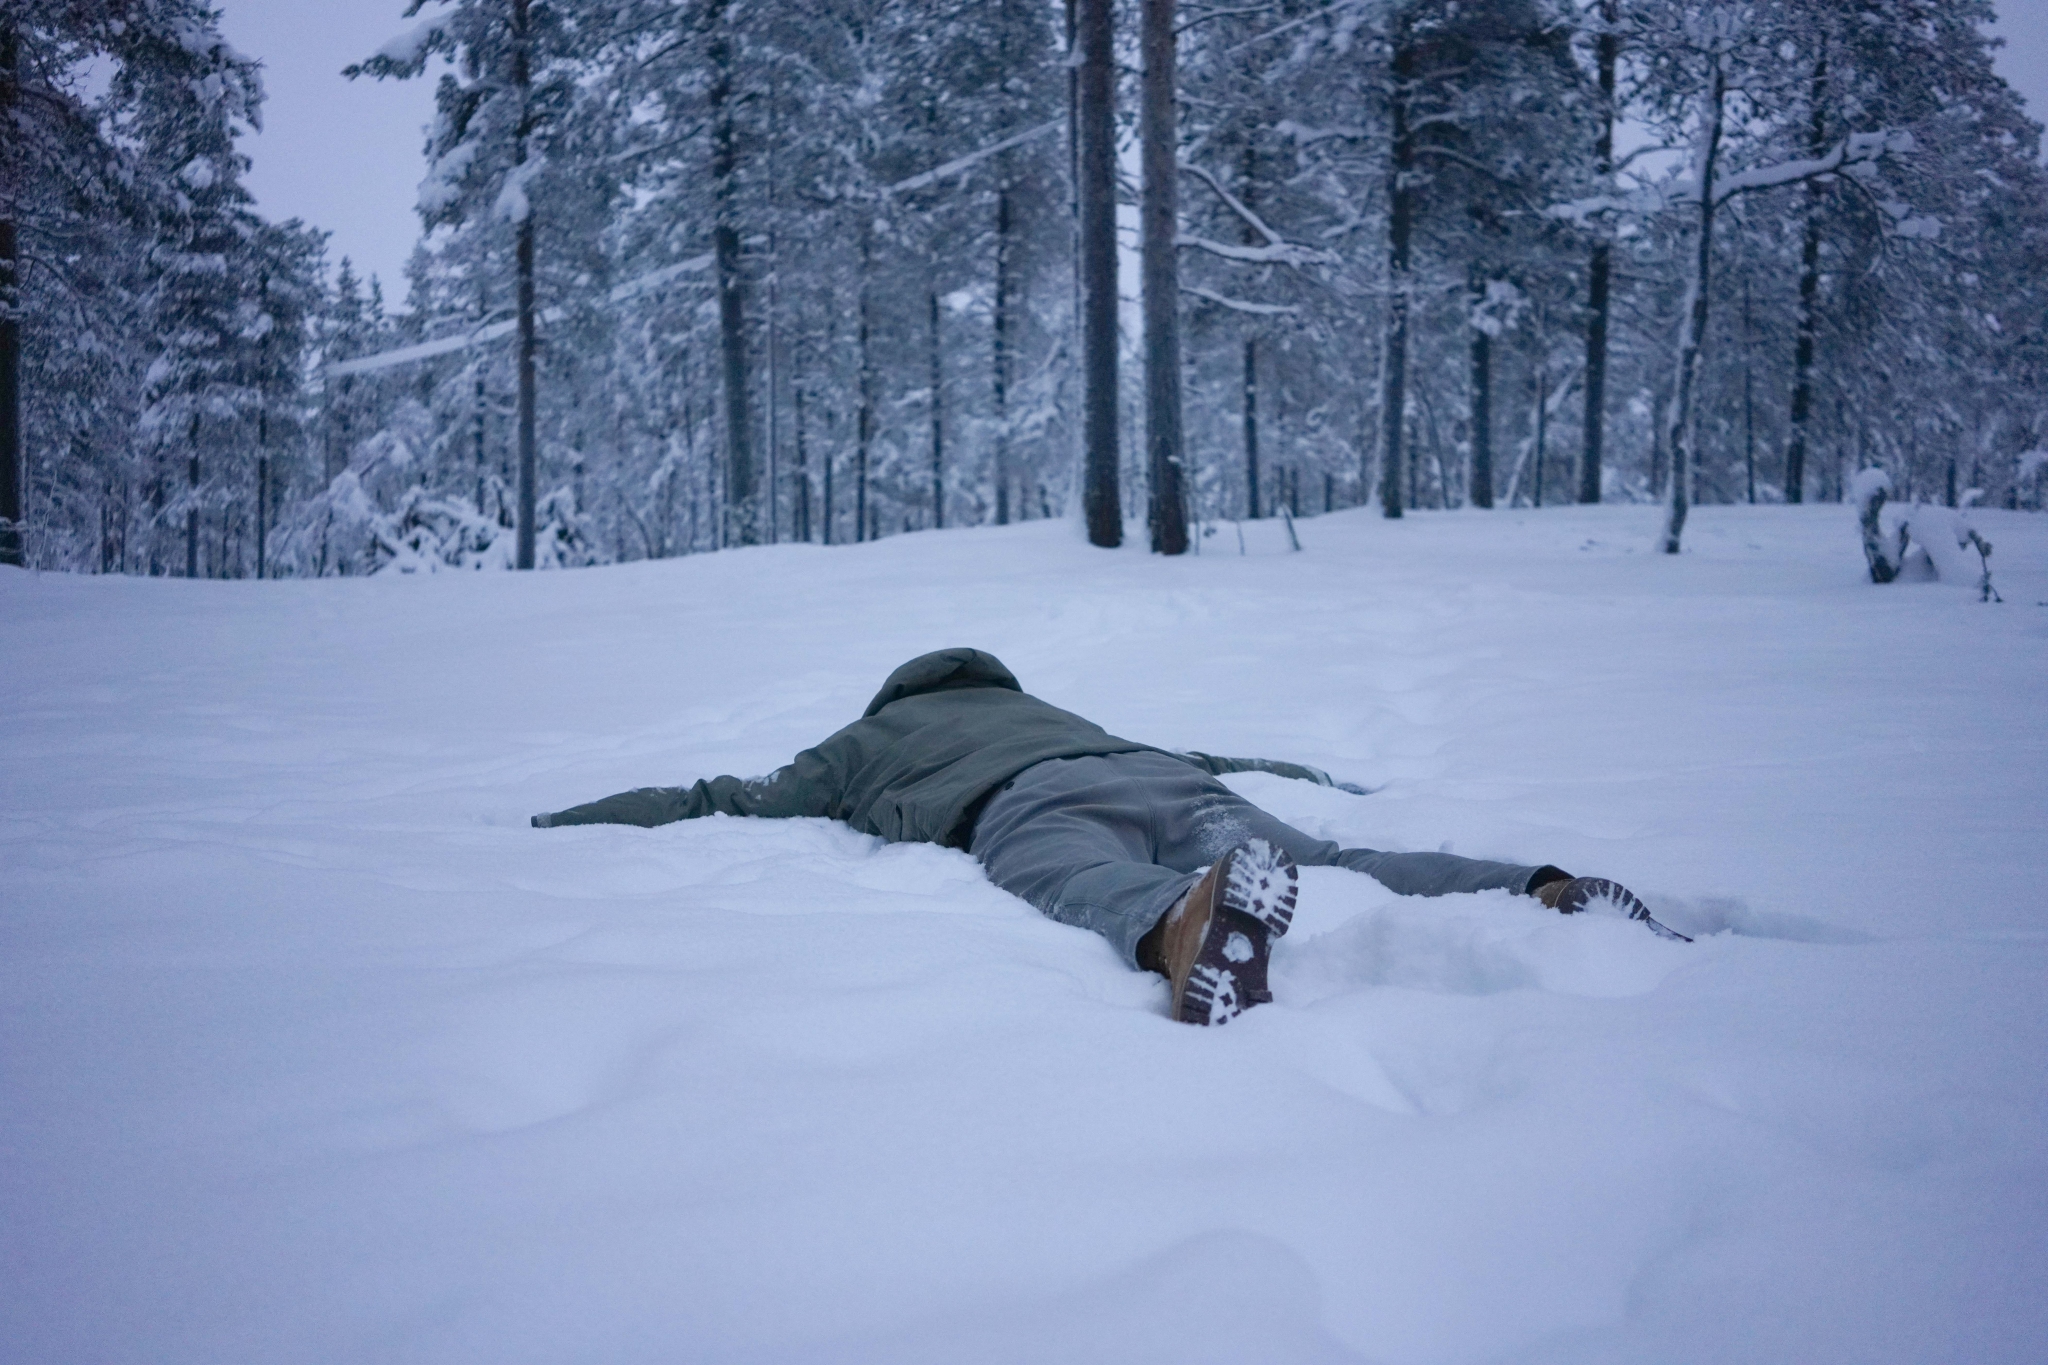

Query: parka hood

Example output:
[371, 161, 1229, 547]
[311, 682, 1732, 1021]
[863, 648, 1023, 717]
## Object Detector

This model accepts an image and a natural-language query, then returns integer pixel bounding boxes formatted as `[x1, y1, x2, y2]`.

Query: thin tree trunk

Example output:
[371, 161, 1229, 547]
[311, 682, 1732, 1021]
[186, 414, 199, 578]
[255, 418, 268, 580]
[1076, 0, 1122, 547]
[1743, 281, 1757, 503]
[764, 74, 780, 544]
[1782, 51, 1828, 506]
[1661, 52, 1728, 555]
[709, 0, 755, 546]
[856, 217, 872, 543]
[1532, 353, 1549, 507]
[793, 371, 810, 542]
[821, 384, 836, 545]
[1469, 276, 1493, 509]
[1244, 338, 1260, 518]
[1141, 0, 1186, 554]
[473, 357, 487, 514]
[1379, 15, 1414, 519]
[992, 173, 1012, 525]
[929, 290, 943, 529]
[1241, 144, 1260, 520]
[1579, 0, 1617, 504]
[512, 0, 537, 570]
[0, 215, 21, 567]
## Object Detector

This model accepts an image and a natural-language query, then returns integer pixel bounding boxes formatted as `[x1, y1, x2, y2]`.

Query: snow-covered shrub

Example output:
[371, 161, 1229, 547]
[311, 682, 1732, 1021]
[1852, 468, 1907, 583]
[274, 399, 593, 575]
[1851, 467, 1998, 600]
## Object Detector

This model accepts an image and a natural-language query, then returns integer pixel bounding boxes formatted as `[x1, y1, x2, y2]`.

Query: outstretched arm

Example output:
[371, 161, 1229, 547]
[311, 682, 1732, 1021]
[1179, 753, 1368, 794]
[532, 753, 839, 829]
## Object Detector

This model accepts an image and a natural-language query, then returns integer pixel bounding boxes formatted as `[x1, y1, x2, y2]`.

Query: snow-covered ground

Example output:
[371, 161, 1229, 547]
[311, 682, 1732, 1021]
[5, 502, 2045, 1364]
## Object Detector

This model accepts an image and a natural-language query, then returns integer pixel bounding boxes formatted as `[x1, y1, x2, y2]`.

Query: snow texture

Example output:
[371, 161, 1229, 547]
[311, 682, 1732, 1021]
[375, 15, 452, 69]
[1850, 465, 1894, 511]
[4, 504, 2045, 1364]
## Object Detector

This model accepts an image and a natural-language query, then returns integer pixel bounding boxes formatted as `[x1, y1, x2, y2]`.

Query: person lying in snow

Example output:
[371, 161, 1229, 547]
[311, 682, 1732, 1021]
[532, 647, 1687, 1025]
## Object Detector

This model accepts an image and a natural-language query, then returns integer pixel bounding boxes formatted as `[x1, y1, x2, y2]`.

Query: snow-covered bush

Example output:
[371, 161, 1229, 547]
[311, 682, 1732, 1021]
[275, 399, 596, 575]
[1851, 467, 1998, 600]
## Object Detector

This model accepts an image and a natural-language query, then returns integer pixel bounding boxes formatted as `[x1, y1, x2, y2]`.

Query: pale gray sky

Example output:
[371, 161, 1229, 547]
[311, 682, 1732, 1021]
[218, 1, 2048, 311]
[218, 2, 446, 302]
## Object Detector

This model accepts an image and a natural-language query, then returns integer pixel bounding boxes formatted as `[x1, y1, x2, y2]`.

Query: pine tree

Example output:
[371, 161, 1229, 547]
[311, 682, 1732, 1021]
[349, 0, 586, 569]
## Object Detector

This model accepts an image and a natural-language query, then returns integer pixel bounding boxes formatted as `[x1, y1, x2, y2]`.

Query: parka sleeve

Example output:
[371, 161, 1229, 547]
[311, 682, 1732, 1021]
[531, 745, 844, 829]
[1175, 751, 1338, 788]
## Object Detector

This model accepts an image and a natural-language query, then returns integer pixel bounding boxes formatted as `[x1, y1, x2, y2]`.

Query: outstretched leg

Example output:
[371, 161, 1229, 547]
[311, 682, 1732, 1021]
[971, 751, 1567, 965]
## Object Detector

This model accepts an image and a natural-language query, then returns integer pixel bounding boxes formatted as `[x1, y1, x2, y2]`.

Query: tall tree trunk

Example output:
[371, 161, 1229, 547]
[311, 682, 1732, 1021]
[1782, 52, 1828, 506]
[1241, 144, 1260, 520]
[793, 372, 811, 543]
[1579, 0, 1617, 505]
[1140, 0, 1186, 554]
[992, 175, 1013, 526]
[185, 415, 199, 578]
[1379, 15, 1414, 519]
[764, 73, 781, 544]
[1243, 338, 1260, 518]
[255, 413, 268, 580]
[928, 290, 943, 528]
[1742, 282, 1757, 503]
[1660, 53, 1728, 555]
[0, 215, 21, 567]
[856, 216, 872, 543]
[709, 2, 755, 547]
[820, 385, 836, 544]
[1076, 0, 1122, 547]
[1469, 276, 1493, 509]
[512, 0, 537, 570]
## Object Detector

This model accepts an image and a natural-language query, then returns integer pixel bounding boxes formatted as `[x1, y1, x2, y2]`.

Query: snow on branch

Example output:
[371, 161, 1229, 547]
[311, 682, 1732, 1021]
[1182, 285, 1298, 315]
[494, 157, 547, 224]
[324, 251, 716, 379]
[346, 14, 454, 79]
[887, 120, 1061, 194]
[1714, 131, 1915, 200]
[1546, 130, 1918, 226]
[1179, 161, 1335, 267]
[328, 120, 1066, 380]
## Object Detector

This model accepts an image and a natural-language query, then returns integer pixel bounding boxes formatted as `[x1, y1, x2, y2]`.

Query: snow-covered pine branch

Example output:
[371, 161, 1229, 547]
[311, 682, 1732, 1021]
[1181, 285, 1298, 316]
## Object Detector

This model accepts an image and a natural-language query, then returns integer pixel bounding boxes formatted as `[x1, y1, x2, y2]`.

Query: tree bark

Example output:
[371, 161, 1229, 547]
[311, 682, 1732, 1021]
[709, 0, 755, 546]
[1660, 53, 1728, 555]
[1241, 145, 1260, 520]
[1578, 0, 1617, 505]
[856, 216, 872, 543]
[1141, 0, 1186, 554]
[1782, 52, 1828, 506]
[1076, 0, 1122, 547]
[1379, 15, 1414, 519]
[186, 414, 199, 578]
[1742, 282, 1757, 503]
[992, 175, 1012, 525]
[928, 290, 943, 529]
[1243, 339, 1260, 518]
[793, 373, 810, 543]
[512, 0, 537, 570]
[0, 216, 21, 567]
[1469, 277, 1493, 509]
[255, 427, 268, 580]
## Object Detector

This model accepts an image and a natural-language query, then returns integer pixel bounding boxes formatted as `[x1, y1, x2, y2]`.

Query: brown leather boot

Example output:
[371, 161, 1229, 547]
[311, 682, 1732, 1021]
[1532, 875, 1691, 942]
[1147, 839, 1299, 1025]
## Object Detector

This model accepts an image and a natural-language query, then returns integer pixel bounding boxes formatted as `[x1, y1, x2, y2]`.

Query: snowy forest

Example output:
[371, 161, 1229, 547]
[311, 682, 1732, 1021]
[6, 0, 2047, 576]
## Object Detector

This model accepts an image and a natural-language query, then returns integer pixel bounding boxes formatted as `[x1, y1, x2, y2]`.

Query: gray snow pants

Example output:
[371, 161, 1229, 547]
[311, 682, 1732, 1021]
[968, 751, 1557, 967]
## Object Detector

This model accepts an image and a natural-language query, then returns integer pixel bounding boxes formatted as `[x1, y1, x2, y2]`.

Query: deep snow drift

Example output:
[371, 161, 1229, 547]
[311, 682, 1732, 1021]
[4, 503, 2045, 1364]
